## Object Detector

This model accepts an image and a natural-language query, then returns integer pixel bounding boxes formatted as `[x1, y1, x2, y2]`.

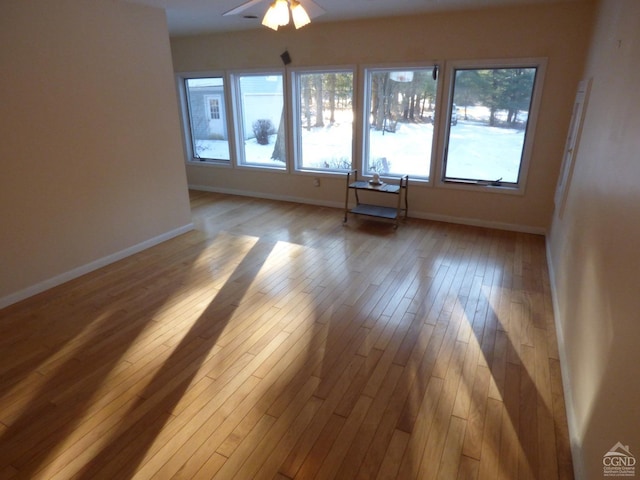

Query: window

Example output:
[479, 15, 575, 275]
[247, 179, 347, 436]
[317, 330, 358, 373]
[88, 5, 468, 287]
[363, 66, 438, 180]
[232, 72, 286, 169]
[442, 61, 545, 188]
[177, 60, 545, 195]
[206, 96, 220, 120]
[181, 76, 231, 163]
[291, 69, 354, 172]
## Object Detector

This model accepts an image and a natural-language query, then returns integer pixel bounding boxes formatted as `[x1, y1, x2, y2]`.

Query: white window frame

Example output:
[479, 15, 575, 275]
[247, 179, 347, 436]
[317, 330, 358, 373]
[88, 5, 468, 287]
[435, 58, 547, 194]
[361, 63, 442, 183]
[230, 69, 288, 172]
[176, 71, 234, 166]
[290, 66, 356, 174]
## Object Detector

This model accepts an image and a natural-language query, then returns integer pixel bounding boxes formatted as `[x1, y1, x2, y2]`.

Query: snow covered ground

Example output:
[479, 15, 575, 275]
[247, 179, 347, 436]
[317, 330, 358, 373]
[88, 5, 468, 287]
[195, 105, 527, 182]
[446, 122, 525, 183]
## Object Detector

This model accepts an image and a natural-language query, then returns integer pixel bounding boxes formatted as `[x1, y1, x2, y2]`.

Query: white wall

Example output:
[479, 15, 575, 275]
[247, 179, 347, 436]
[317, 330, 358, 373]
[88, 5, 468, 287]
[548, 0, 640, 478]
[0, 0, 192, 306]
[171, 2, 594, 233]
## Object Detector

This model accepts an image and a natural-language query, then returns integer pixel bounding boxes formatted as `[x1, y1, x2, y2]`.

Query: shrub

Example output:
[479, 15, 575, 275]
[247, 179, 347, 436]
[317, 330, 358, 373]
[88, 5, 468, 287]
[322, 157, 352, 170]
[252, 119, 274, 145]
[370, 157, 390, 174]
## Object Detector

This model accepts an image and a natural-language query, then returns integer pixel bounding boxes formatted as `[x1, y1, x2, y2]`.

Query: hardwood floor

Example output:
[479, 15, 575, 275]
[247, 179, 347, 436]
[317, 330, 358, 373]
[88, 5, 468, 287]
[0, 191, 573, 479]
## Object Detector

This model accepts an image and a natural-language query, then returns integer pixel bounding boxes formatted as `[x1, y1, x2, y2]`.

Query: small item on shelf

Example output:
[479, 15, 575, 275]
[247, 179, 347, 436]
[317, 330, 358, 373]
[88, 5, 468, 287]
[369, 173, 383, 186]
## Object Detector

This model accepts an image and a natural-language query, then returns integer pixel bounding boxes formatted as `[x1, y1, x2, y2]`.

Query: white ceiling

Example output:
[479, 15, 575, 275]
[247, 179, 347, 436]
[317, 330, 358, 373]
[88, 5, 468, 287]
[124, 0, 590, 36]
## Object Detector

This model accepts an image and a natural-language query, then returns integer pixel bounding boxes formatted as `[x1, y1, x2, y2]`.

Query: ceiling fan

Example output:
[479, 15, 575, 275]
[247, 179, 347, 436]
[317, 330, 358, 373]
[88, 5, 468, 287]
[223, 0, 325, 30]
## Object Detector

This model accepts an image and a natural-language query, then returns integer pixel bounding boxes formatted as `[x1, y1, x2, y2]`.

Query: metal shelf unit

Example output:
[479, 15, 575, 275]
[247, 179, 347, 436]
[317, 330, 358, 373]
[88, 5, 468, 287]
[343, 170, 409, 228]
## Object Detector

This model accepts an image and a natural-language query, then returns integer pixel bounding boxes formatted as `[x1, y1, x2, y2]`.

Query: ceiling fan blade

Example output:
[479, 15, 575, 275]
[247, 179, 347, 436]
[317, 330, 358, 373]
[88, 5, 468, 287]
[298, 0, 325, 19]
[223, 0, 265, 17]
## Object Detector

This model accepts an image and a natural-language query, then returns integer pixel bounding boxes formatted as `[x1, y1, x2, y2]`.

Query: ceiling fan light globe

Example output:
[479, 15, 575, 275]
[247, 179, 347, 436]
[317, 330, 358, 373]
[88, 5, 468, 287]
[291, 2, 311, 29]
[261, 3, 280, 29]
[273, 0, 290, 26]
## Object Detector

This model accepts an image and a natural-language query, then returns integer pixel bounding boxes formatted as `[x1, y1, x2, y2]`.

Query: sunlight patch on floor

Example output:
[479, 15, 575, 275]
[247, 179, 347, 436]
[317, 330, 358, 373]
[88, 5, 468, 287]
[0, 310, 116, 427]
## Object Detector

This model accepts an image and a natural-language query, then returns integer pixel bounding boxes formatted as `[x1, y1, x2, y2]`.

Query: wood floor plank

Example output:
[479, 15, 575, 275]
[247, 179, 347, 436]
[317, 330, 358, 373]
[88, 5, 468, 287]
[335, 364, 404, 479]
[395, 318, 448, 434]
[0, 192, 575, 480]
[497, 362, 521, 480]
[477, 397, 503, 479]
[415, 339, 467, 480]
[278, 353, 366, 478]
[396, 376, 445, 479]
[462, 365, 492, 460]
[289, 414, 345, 480]
[375, 429, 410, 480]
[151, 375, 262, 479]
[437, 415, 467, 480]
[226, 377, 322, 480]
[313, 395, 373, 480]
[131, 374, 263, 479]
[186, 452, 227, 480]
[457, 454, 480, 480]
[451, 324, 482, 420]
[518, 344, 539, 480]
[534, 326, 560, 480]
[213, 413, 277, 480]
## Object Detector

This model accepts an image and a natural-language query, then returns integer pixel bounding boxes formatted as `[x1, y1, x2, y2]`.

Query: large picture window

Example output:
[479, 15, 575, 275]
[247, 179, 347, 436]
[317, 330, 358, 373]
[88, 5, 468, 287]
[232, 72, 286, 169]
[292, 69, 354, 172]
[177, 59, 545, 194]
[442, 61, 544, 188]
[363, 66, 438, 180]
[182, 76, 231, 163]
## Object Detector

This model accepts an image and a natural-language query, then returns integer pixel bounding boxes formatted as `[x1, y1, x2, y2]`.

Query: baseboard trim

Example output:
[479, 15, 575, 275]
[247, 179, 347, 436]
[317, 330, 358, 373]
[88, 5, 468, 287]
[409, 211, 546, 235]
[546, 239, 582, 479]
[189, 184, 546, 235]
[189, 184, 344, 210]
[0, 223, 194, 310]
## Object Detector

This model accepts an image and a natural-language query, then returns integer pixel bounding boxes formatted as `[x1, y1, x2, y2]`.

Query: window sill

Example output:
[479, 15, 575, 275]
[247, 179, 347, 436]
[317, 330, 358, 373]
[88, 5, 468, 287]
[235, 164, 287, 173]
[186, 159, 231, 168]
[437, 179, 524, 196]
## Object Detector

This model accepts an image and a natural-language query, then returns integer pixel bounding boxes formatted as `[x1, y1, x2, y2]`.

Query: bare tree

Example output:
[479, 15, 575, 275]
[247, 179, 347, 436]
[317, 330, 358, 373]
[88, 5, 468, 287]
[328, 73, 336, 124]
[271, 108, 286, 162]
[314, 75, 324, 127]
